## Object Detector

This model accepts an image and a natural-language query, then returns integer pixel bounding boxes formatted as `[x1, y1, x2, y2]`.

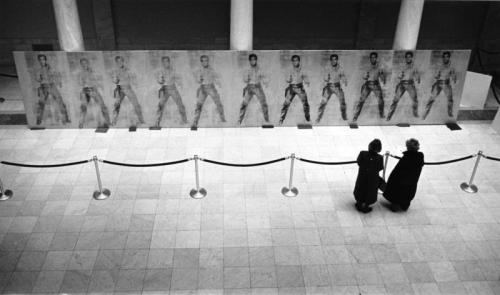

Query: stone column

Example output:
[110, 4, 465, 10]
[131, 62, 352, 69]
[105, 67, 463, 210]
[52, 0, 85, 51]
[230, 0, 253, 50]
[393, 0, 425, 50]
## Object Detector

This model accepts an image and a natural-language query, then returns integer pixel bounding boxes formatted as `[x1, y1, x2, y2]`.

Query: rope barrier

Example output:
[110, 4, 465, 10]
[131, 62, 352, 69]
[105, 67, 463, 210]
[389, 154, 475, 165]
[101, 158, 190, 167]
[297, 157, 357, 165]
[200, 157, 286, 167]
[0, 159, 91, 168]
[424, 155, 475, 165]
[0, 151, 499, 201]
[484, 155, 500, 162]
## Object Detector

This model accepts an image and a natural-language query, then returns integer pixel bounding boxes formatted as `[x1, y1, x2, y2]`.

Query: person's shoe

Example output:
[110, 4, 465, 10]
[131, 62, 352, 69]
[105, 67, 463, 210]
[360, 206, 372, 213]
[389, 203, 400, 212]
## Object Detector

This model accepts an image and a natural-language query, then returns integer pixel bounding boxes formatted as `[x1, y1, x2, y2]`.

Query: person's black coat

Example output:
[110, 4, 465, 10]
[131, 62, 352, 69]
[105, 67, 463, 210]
[383, 150, 424, 210]
[353, 150, 384, 205]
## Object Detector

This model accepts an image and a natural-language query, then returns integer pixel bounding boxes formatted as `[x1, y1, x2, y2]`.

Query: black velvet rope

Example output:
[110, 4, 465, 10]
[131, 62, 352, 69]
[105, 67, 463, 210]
[102, 158, 190, 167]
[0, 159, 90, 168]
[298, 158, 357, 165]
[389, 154, 475, 165]
[484, 155, 500, 162]
[200, 157, 286, 167]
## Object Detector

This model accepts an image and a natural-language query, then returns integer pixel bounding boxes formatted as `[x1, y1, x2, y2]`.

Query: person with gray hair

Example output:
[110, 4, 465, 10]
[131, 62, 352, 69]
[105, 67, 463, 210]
[383, 138, 424, 212]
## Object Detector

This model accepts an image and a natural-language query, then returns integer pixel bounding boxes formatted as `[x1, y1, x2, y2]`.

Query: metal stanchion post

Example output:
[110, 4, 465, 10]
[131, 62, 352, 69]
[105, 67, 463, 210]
[383, 151, 390, 180]
[92, 156, 111, 200]
[190, 155, 207, 199]
[460, 151, 482, 193]
[281, 153, 299, 197]
[0, 176, 13, 201]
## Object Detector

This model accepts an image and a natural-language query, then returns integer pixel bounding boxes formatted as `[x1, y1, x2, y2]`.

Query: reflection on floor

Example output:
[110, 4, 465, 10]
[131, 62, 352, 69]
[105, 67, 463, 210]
[0, 124, 499, 294]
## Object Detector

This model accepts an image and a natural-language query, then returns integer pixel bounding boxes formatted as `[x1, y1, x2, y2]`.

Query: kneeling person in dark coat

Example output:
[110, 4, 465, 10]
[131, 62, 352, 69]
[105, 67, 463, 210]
[353, 139, 384, 213]
[383, 138, 424, 212]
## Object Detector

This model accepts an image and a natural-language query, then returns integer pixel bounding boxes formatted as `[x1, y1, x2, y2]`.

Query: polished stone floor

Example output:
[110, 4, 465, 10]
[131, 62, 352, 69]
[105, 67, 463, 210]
[0, 123, 499, 295]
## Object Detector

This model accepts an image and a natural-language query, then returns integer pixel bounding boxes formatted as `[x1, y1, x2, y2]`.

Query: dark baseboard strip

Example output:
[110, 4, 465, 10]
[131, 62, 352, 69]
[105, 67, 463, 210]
[446, 123, 462, 131]
[297, 123, 312, 129]
[0, 113, 27, 125]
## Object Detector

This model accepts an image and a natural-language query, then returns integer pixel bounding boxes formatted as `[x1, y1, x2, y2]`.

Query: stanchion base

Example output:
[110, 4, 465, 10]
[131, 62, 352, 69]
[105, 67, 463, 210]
[460, 183, 478, 193]
[189, 188, 207, 199]
[0, 190, 13, 201]
[281, 187, 299, 198]
[93, 189, 111, 200]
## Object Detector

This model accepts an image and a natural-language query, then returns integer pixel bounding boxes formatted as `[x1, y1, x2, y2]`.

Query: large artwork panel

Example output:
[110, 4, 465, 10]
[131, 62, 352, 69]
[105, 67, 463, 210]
[17, 52, 75, 127]
[14, 50, 471, 128]
[315, 51, 361, 125]
[67, 52, 110, 128]
[386, 50, 431, 124]
[349, 51, 394, 124]
[420, 50, 470, 122]
[233, 51, 280, 126]
[102, 51, 149, 127]
[186, 51, 232, 128]
[145, 51, 191, 127]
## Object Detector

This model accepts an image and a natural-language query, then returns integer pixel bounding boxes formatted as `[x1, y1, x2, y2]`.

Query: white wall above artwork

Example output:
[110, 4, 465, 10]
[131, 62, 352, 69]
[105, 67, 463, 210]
[460, 71, 492, 109]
